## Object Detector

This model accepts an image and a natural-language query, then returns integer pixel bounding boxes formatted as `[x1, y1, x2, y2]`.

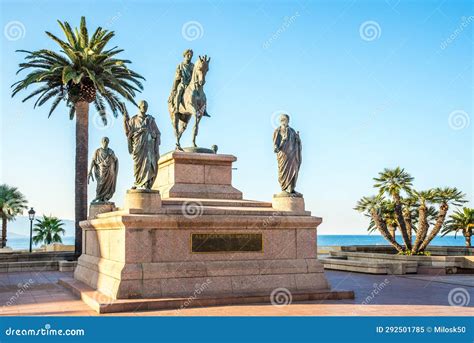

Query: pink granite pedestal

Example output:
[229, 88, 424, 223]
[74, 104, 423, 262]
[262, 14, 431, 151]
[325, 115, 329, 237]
[65, 152, 352, 313]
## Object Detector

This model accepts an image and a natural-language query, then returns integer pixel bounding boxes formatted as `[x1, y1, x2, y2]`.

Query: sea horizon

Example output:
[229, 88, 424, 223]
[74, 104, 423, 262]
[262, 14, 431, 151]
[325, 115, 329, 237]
[5, 234, 466, 251]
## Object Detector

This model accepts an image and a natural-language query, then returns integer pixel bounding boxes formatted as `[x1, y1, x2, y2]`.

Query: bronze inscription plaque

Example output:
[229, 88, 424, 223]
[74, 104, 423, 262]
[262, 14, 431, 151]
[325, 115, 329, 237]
[191, 233, 263, 253]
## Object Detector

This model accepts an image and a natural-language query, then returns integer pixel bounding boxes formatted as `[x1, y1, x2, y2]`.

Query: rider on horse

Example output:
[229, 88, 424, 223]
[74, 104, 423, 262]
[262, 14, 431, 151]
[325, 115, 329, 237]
[168, 50, 211, 150]
[169, 49, 210, 117]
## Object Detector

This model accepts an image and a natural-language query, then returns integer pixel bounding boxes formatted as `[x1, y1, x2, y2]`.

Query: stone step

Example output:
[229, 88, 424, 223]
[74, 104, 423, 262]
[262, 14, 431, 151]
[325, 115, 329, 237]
[161, 205, 311, 216]
[59, 260, 77, 272]
[0, 260, 76, 273]
[339, 245, 474, 256]
[59, 277, 354, 314]
[321, 258, 418, 275]
[0, 260, 59, 273]
[163, 205, 274, 215]
[0, 251, 75, 263]
[329, 251, 469, 268]
[162, 198, 273, 208]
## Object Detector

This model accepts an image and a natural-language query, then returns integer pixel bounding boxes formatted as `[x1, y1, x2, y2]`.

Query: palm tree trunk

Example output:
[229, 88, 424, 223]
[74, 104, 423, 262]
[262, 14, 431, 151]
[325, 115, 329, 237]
[403, 208, 412, 244]
[388, 225, 396, 239]
[74, 101, 89, 256]
[412, 204, 428, 253]
[371, 208, 404, 253]
[1, 216, 6, 248]
[463, 229, 471, 248]
[393, 194, 412, 250]
[418, 203, 448, 252]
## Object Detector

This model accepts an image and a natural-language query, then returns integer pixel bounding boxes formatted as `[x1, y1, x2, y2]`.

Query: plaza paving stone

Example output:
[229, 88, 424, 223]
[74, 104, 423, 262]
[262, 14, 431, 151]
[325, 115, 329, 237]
[0, 270, 472, 316]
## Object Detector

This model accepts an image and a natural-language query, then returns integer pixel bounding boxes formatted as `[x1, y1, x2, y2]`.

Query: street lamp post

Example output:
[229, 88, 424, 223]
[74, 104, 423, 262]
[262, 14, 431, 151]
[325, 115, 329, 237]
[28, 207, 35, 253]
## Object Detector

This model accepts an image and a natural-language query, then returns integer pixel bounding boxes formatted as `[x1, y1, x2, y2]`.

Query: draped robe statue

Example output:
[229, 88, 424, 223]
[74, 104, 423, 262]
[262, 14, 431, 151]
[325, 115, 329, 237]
[88, 137, 118, 202]
[124, 100, 161, 190]
[273, 114, 302, 195]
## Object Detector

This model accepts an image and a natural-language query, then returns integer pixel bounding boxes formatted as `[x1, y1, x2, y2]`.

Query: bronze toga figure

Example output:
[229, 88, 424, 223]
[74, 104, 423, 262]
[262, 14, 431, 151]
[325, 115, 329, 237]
[88, 137, 118, 203]
[273, 114, 302, 195]
[124, 100, 161, 190]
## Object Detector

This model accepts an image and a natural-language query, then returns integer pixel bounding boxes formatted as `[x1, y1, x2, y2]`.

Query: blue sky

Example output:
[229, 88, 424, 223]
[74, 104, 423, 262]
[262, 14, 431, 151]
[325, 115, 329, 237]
[1, 0, 472, 234]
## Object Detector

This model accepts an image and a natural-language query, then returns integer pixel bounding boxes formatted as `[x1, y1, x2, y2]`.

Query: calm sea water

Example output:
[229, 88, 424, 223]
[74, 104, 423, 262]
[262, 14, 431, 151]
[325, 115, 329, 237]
[318, 235, 465, 247]
[7, 237, 76, 250]
[6, 234, 466, 250]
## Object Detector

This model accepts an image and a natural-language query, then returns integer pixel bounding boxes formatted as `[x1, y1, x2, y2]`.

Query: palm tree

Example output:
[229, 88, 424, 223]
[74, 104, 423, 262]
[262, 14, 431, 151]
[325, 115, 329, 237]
[0, 185, 28, 248]
[33, 215, 66, 246]
[356, 168, 464, 254]
[367, 199, 398, 238]
[373, 167, 414, 250]
[417, 187, 465, 252]
[355, 195, 404, 252]
[442, 207, 474, 247]
[12, 17, 144, 255]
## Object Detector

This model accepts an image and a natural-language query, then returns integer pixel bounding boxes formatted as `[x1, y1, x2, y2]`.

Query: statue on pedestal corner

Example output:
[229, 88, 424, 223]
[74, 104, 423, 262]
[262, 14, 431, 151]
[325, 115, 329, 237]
[124, 100, 161, 190]
[88, 137, 118, 203]
[273, 114, 302, 196]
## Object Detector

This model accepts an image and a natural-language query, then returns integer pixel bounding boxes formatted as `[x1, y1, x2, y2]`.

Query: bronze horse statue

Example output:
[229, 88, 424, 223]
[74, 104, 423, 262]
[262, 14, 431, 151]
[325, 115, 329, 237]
[168, 55, 211, 150]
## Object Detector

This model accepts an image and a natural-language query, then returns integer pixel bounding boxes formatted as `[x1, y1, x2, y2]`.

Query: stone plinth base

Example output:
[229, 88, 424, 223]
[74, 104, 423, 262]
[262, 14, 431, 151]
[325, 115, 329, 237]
[70, 151, 349, 313]
[153, 151, 242, 199]
[59, 277, 354, 314]
[88, 202, 115, 220]
[124, 189, 161, 214]
[73, 197, 331, 303]
[272, 193, 305, 213]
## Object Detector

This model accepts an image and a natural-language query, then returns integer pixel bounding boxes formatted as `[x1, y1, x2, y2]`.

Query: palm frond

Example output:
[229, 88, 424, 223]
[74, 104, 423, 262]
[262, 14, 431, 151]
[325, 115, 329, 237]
[12, 16, 144, 118]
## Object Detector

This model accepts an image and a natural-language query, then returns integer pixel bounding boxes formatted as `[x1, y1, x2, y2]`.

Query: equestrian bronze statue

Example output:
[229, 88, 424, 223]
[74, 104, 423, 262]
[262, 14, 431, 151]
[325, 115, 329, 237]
[168, 49, 211, 150]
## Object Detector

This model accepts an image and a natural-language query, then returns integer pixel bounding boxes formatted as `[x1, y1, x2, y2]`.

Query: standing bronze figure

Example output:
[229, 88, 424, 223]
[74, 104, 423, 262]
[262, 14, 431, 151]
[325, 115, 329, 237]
[168, 49, 211, 150]
[88, 137, 118, 203]
[273, 114, 302, 195]
[124, 100, 161, 190]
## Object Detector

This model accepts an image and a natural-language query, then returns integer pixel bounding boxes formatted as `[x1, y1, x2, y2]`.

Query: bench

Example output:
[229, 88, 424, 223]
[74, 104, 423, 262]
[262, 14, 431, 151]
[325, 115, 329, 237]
[321, 258, 417, 275]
